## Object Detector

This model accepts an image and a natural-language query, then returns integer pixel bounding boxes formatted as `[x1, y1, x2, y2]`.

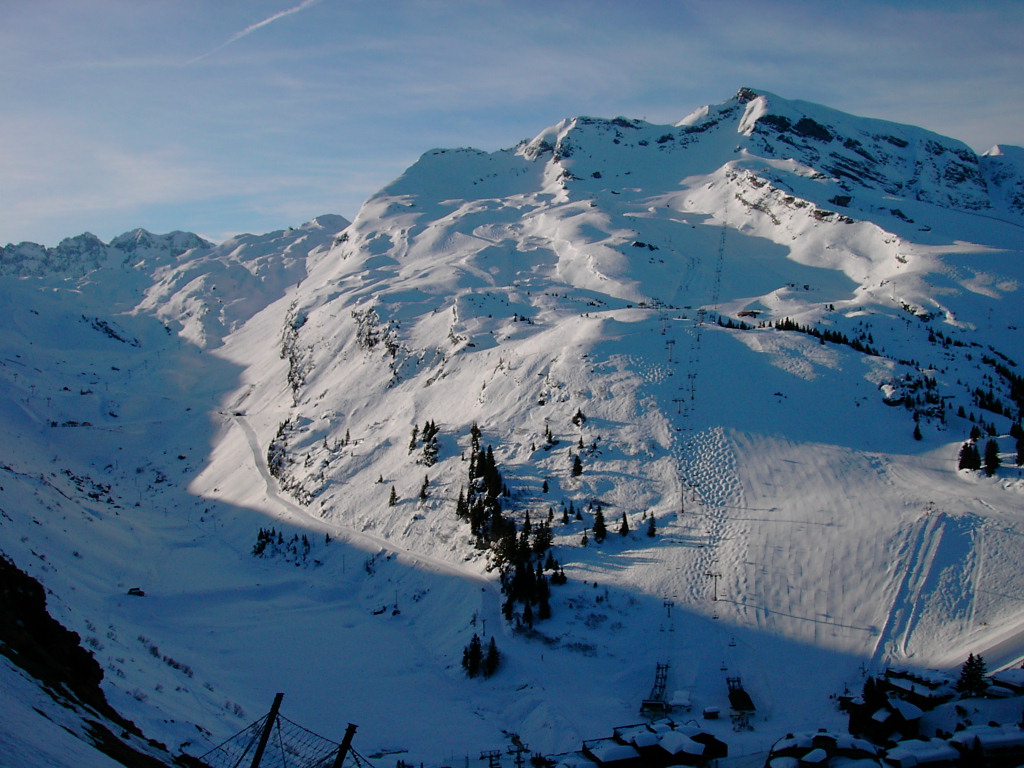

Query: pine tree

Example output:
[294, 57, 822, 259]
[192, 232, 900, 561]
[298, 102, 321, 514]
[984, 439, 1001, 477]
[619, 513, 629, 536]
[421, 420, 439, 466]
[957, 653, 988, 697]
[646, 516, 656, 538]
[958, 442, 981, 471]
[537, 591, 551, 621]
[462, 634, 482, 678]
[913, 423, 922, 441]
[419, 475, 429, 500]
[593, 508, 606, 542]
[862, 676, 885, 711]
[532, 522, 553, 554]
[388, 485, 398, 506]
[572, 454, 583, 477]
[482, 636, 500, 678]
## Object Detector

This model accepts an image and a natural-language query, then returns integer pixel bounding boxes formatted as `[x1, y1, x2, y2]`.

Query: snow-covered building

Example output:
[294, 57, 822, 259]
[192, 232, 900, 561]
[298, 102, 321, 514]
[948, 723, 1024, 765]
[882, 738, 960, 768]
[765, 731, 881, 767]
[582, 738, 642, 768]
[991, 667, 1024, 694]
[881, 668, 956, 710]
[555, 721, 727, 768]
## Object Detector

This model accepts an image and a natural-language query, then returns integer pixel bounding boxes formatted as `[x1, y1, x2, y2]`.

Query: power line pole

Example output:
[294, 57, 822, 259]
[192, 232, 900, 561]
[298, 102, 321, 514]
[705, 570, 721, 601]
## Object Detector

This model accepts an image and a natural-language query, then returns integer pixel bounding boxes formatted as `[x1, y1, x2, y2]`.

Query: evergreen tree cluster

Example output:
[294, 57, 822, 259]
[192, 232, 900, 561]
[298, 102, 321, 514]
[265, 419, 317, 506]
[267, 420, 291, 480]
[983, 356, 1024, 419]
[453, 425, 573, 627]
[716, 316, 753, 331]
[958, 438, 1003, 476]
[773, 317, 878, 355]
[956, 652, 988, 697]
[409, 420, 440, 466]
[457, 423, 513, 545]
[461, 633, 500, 678]
[543, 423, 559, 448]
[973, 386, 1010, 418]
[491, 511, 567, 626]
[251, 526, 314, 565]
[958, 441, 982, 471]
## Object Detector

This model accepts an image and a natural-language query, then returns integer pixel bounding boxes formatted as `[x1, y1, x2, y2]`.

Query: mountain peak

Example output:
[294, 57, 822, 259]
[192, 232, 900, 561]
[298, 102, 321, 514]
[734, 85, 761, 103]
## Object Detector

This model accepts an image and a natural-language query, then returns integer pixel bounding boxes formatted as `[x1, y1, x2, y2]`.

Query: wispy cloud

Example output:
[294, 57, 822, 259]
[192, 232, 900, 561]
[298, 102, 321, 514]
[188, 0, 325, 64]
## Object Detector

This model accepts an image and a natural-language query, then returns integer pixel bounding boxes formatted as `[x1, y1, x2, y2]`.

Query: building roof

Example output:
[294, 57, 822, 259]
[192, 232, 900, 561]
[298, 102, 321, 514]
[888, 697, 924, 720]
[585, 739, 640, 764]
[885, 738, 959, 765]
[950, 724, 1024, 751]
[659, 731, 704, 756]
[992, 668, 1024, 689]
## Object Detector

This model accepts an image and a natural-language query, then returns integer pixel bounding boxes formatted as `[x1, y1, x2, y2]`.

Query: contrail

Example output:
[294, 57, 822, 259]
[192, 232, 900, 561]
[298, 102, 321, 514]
[189, 0, 324, 63]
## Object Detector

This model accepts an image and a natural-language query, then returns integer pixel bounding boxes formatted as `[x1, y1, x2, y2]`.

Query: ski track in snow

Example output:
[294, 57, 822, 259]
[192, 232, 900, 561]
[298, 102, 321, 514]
[872, 510, 947, 667]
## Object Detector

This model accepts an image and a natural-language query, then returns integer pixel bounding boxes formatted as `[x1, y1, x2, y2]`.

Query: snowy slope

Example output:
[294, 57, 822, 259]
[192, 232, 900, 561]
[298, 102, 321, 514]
[3, 89, 1024, 766]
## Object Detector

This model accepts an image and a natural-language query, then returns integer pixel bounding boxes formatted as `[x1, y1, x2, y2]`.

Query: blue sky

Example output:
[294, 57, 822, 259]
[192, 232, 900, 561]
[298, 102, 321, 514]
[3, 0, 1022, 246]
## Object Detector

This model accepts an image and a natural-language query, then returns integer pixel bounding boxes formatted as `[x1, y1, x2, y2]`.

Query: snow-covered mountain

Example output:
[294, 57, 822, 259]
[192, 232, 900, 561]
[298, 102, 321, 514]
[3, 88, 1024, 767]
